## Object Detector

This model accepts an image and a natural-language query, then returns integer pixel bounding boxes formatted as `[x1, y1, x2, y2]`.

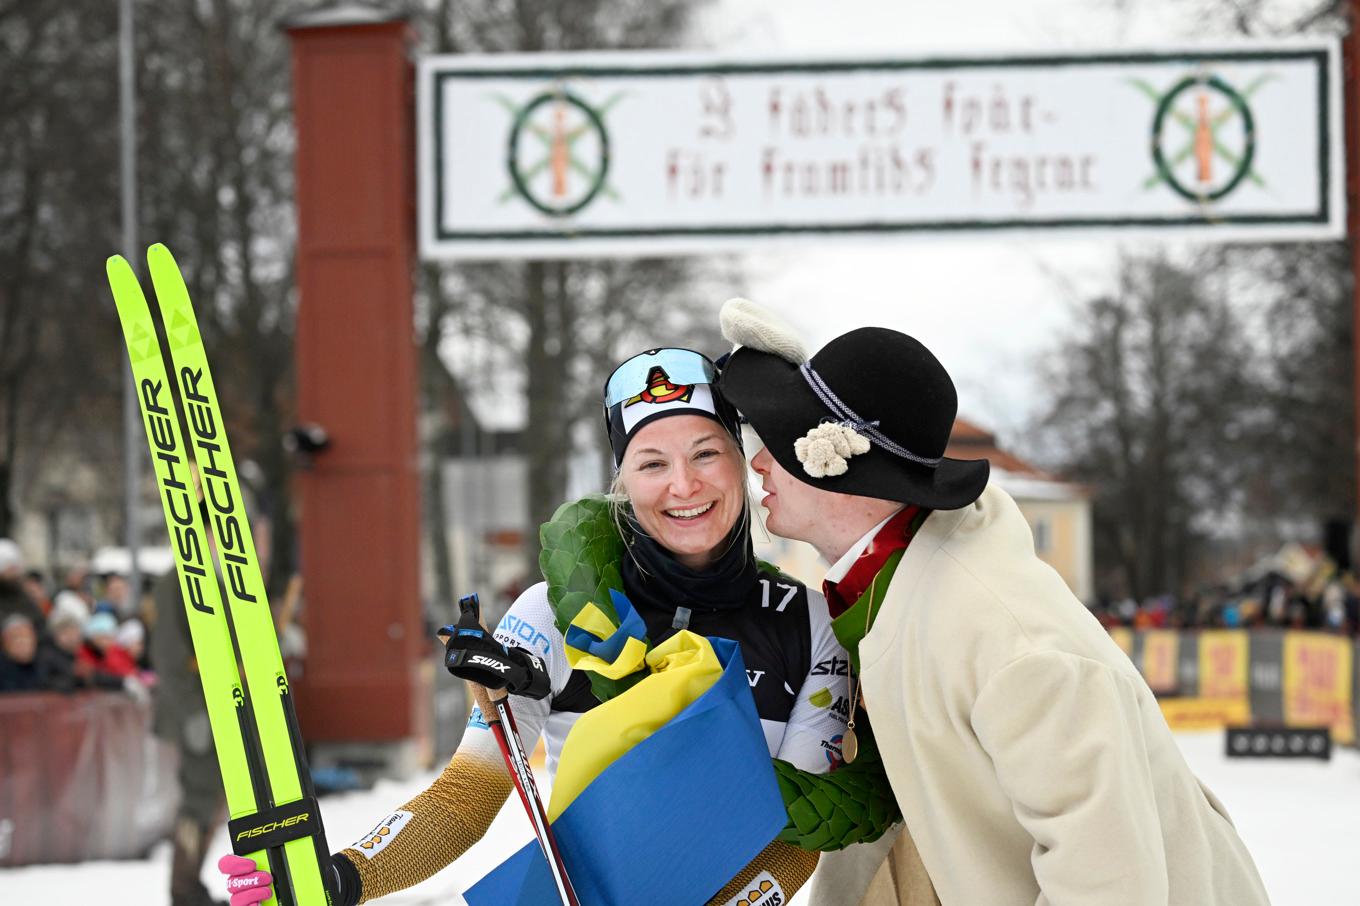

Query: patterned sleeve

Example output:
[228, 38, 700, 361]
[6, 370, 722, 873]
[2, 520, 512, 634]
[337, 583, 569, 902]
[774, 589, 852, 774]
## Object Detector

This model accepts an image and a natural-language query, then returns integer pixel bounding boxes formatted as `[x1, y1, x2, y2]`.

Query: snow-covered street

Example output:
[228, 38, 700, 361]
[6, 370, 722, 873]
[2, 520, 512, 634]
[4, 731, 1356, 905]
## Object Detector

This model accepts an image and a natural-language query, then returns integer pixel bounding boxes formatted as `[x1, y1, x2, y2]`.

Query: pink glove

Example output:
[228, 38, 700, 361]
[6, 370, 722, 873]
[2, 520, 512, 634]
[218, 854, 273, 906]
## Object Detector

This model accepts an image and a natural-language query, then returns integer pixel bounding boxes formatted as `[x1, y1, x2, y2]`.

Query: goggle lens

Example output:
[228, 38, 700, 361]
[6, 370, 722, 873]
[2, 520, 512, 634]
[604, 349, 716, 409]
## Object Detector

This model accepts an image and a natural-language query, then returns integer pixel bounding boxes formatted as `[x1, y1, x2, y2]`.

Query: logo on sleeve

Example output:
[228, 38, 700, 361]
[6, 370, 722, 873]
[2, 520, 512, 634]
[726, 872, 785, 906]
[811, 656, 850, 677]
[351, 810, 413, 859]
[822, 734, 845, 769]
[497, 614, 552, 655]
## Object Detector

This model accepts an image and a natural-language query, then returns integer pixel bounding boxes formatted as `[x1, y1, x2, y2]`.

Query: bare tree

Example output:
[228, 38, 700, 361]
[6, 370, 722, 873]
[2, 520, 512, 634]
[412, 0, 735, 579]
[1104, 0, 1347, 37]
[134, 0, 299, 591]
[1033, 251, 1259, 599]
[0, 1, 125, 541]
[1209, 242, 1356, 532]
[3, 0, 730, 596]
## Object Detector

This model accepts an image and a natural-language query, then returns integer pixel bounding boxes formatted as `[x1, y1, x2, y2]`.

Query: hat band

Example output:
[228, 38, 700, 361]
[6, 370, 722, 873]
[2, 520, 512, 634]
[799, 362, 944, 468]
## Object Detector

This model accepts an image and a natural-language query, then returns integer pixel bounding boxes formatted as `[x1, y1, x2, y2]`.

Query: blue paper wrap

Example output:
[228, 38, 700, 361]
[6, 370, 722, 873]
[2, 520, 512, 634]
[464, 636, 785, 906]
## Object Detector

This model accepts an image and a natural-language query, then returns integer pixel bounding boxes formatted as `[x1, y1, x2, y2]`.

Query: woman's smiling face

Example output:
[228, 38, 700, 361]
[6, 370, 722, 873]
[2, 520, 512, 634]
[619, 414, 745, 570]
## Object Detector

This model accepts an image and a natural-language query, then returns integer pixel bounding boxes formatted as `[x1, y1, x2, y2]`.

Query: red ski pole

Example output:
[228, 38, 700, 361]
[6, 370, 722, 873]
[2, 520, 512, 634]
[456, 594, 580, 906]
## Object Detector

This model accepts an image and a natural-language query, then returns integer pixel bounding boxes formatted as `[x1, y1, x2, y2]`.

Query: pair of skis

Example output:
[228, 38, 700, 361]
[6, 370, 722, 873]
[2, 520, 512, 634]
[114, 246, 579, 906]
[108, 245, 331, 906]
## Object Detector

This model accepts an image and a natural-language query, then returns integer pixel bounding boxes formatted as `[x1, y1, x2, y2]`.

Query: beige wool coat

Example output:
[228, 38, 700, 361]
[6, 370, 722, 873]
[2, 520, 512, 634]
[843, 484, 1269, 906]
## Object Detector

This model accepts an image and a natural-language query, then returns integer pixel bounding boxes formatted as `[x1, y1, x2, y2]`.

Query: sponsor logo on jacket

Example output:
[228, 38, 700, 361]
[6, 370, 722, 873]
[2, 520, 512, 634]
[728, 872, 785, 906]
[821, 734, 845, 769]
[497, 614, 552, 655]
[811, 656, 850, 677]
[352, 811, 413, 859]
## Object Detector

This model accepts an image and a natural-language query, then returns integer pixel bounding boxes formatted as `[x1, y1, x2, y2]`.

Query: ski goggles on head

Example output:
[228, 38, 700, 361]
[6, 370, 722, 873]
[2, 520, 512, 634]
[603, 348, 736, 465]
[603, 348, 717, 410]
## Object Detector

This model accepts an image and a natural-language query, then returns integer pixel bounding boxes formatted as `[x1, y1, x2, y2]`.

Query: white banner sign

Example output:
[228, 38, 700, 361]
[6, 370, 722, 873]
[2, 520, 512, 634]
[418, 45, 1343, 259]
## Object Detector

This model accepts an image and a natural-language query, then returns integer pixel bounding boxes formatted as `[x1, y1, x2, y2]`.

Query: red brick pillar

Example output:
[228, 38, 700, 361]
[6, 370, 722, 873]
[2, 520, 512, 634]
[285, 9, 427, 756]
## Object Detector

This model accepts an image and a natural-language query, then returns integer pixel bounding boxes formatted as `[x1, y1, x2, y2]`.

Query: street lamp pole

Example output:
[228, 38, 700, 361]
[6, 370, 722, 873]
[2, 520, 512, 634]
[119, 0, 142, 605]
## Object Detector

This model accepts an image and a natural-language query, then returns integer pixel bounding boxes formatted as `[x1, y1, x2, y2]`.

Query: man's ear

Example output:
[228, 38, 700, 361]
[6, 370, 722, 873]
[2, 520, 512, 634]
[719, 298, 808, 365]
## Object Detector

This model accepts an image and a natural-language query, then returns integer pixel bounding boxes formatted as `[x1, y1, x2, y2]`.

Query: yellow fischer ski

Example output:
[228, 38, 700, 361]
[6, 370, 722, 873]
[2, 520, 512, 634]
[108, 247, 331, 905]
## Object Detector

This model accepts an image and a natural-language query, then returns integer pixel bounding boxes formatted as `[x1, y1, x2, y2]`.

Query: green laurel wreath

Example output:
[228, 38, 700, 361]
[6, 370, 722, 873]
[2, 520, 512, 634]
[538, 495, 901, 851]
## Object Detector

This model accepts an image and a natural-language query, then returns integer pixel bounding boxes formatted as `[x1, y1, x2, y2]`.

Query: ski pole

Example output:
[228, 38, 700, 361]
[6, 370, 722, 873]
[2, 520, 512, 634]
[456, 595, 580, 906]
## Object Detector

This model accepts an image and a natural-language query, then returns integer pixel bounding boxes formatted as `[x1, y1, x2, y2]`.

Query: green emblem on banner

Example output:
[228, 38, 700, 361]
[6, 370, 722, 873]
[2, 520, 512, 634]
[493, 87, 625, 217]
[1131, 71, 1273, 204]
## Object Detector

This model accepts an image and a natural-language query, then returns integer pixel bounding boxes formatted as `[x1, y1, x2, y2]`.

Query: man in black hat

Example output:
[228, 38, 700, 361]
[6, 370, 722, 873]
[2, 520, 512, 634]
[716, 300, 1268, 906]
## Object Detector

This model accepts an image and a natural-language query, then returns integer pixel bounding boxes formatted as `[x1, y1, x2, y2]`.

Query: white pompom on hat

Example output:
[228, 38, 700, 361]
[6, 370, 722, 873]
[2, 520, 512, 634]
[48, 590, 91, 630]
[719, 298, 808, 365]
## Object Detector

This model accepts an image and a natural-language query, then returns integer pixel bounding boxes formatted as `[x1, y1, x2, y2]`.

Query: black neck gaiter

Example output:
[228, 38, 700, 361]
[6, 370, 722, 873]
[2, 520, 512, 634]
[620, 506, 758, 615]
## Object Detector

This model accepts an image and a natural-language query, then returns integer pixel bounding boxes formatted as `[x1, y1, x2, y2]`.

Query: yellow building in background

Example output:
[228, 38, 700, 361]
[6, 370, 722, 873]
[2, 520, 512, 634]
[946, 419, 1093, 602]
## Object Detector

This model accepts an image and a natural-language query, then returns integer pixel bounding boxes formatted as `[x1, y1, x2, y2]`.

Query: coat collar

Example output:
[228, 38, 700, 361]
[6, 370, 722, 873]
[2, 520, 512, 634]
[856, 484, 1009, 667]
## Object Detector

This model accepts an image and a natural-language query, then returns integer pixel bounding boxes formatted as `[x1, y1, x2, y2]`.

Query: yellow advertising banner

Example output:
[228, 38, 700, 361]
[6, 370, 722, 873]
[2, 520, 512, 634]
[1159, 697, 1251, 731]
[1140, 630, 1179, 694]
[1198, 631, 1249, 700]
[1109, 628, 1134, 661]
[1283, 633, 1354, 744]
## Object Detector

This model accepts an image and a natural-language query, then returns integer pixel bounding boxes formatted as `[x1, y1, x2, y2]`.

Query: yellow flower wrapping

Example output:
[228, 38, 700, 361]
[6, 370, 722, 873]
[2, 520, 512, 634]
[549, 629, 723, 821]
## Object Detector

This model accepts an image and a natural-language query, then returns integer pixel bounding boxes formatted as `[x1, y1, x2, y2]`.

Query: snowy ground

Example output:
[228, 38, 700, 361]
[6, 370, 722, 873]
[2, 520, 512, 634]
[5, 731, 1357, 905]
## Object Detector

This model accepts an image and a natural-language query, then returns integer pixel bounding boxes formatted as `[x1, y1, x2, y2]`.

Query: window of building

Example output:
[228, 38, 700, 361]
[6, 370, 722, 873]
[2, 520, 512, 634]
[1033, 517, 1051, 554]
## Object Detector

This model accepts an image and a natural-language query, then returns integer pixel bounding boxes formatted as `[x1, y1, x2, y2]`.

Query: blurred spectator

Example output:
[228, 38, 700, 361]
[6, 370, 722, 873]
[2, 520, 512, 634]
[93, 573, 132, 619]
[60, 564, 95, 608]
[21, 569, 52, 617]
[42, 600, 91, 692]
[1321, 579, 1347, 632]
[117, 618, 151, 672]
[0, 538, 20, 577]
[1222, 601, 1242, 628]
[48, 584, 90, 628]
[0, 614, 42, 692]
[78, 612, 138, 679]
[44, 600, 129, 693]
[0, 538, 43, 625]
[1082, 536, 1360, 637]
[152, 568, 226, 906]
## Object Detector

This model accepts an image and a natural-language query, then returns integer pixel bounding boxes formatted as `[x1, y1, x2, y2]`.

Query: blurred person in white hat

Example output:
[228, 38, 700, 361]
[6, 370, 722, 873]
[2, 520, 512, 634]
[0, 537, 21, 577]
[42, 593, 90, 692]
[117, 617, 149, 671]
[42, 595, 135, 695]
[0, 538, 43, 625]
[49, 589, 91, 631]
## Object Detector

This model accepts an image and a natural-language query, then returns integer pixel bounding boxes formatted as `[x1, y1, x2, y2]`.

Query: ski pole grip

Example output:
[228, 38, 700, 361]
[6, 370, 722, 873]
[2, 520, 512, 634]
[469, 682, 507, 721]
[457, 593, 483, 629]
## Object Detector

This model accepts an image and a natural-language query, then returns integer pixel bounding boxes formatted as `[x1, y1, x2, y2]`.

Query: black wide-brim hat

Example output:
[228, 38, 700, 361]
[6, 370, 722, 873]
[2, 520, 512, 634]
[719, 326, 989, 510]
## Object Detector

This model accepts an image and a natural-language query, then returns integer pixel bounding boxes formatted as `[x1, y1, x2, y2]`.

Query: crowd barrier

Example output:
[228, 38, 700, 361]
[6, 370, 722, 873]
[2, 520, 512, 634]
[1109, 629, 1358, 744]
[0, 691, 179, 866]
[0, 631, 1350, 866]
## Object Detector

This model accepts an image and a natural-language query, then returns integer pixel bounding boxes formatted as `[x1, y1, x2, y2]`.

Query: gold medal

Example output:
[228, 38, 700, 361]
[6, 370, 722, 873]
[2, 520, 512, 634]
[842, 725, 859, 764]
[838, 574, 876, 767]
